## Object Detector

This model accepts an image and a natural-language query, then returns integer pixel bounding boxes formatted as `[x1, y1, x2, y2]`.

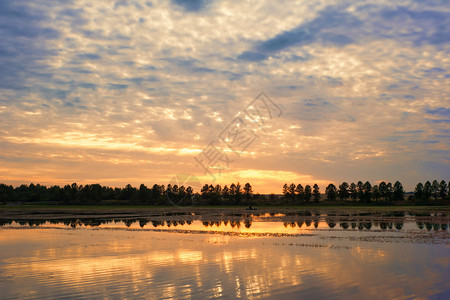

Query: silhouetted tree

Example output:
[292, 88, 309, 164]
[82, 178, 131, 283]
[357, 181, 364, 201]
[282, 183, 288, 199]
[186, 186, 193, 204]
[235, 182, 242, 204]
[393, 181, 404, 201]
[138, 184, 151, 204]
[288, 183, 296, 202]
[208, 184, 221, 205]
[121, 184, 137, 203]
[0, 184, 13, 204]
[431, 180, 439, 200]
[229, 183, 242, 204]
[304, 185, 312, 202]
[423, 181, 432, 201]
[372, 185, 381, 201]
[151, 184, 163, 204]
[414, 182, 424, 200]
[349, 183, 357, 201]
[338, 182, 349, 201]
[244, 183, 253, 204]
[325, 183, 337, 201]
[295, 184, 304, 203]
[379, 181, 388, 201]
[313, 184, 320, 202]
[439, 180, 447, 199]
[201, 184, 210, 202]
[386, 182, 393, 201]
[448, 180, 450, 199]
[362, 181, 372, 203]
[222, 185, 229, 203]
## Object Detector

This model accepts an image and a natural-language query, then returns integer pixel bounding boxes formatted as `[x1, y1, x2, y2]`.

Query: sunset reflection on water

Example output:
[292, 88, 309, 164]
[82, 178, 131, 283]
[1, 214, 449, 299]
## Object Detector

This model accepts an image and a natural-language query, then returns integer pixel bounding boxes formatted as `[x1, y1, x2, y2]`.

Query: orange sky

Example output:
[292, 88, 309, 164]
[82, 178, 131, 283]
[0, 0, 449, 193]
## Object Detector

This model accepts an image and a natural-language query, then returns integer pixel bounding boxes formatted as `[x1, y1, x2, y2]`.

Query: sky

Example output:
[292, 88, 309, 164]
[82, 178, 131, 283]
[0, 0, 449, 193]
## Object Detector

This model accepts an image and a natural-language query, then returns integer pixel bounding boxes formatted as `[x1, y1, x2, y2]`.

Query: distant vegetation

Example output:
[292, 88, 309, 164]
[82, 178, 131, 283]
[283, 180, 449, 205]
[0, 180, 448, 206]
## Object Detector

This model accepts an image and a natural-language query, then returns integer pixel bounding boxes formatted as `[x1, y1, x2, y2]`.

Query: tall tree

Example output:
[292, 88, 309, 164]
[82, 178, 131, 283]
[295, 184, 304, 203]
[282, 183, 288, 199]
[338, 182, 349, 201]
[151, 184, 163, 204]
[439, 180, 447, 199]
[304, 185, 312, 202]
[379, 181, 387, 201]
[349, 183, 357, 201]
[178, 185, 186, 203]
[313, 184, 320, 202]
[214, 184, 221, 194]
[414, 182, 424, 200]
[244, 183, 253, 204]
[423, 181, 432, 201]
[70, 182, 79, 203]
[234, 182, 242, 204]
[186, 186, 193, 204]
[362, 181, 372, 203]
[121, 184, 136, 203]
[201, 184, 210, 202]
[372, 185, 381, 201]
[361, 181, 372, 203]
[288, 183, 296, 202]
[222, 185, 230, 203]
[172, 184, 179, 196]
[386, 182, 393, 201]
[357, 181, 364, 201]
[210, 184, 222, 205]
[431, 180, 439, 200]
[448, 181, 450, 199]
[393, 181, 404, 201]
[138, 183, 150, 204]
[325, 183, 337, 201]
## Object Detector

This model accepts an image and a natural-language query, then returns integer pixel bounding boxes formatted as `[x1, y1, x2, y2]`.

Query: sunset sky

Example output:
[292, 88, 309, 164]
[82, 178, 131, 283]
[0, 0, 449, 193]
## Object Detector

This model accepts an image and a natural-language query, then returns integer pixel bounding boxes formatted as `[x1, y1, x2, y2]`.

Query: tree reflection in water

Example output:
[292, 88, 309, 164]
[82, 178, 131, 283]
[0, 212, 448, 232]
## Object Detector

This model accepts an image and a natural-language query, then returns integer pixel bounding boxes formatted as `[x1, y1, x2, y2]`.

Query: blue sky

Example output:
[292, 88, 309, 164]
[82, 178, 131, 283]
[0, 0, 448, 192]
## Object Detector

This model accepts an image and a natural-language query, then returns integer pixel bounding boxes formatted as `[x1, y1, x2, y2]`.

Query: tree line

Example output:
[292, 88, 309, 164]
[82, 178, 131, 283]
[0, 179, 448, 205]
[0, 182, 257, 206]
[0, 183, 166, 205]
[283, 180, 450, 204]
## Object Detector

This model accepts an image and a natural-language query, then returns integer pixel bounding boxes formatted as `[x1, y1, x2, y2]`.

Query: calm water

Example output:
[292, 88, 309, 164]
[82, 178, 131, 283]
[1, 211, 449, 299]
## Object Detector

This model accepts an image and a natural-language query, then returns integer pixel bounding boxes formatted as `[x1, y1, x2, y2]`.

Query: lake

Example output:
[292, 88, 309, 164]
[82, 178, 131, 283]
[0, 209, 449, 299]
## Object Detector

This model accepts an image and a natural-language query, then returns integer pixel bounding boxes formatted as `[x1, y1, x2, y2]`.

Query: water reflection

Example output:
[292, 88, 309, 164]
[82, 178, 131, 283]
[1, 215, 449, 232]
[1, 210, 449, 299]
[0, 224, 449, 299]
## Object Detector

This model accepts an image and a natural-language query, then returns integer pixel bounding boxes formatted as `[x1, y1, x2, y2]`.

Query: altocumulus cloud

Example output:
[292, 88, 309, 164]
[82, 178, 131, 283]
[0, 0, 448, 192]
[0, 0, 59, 89]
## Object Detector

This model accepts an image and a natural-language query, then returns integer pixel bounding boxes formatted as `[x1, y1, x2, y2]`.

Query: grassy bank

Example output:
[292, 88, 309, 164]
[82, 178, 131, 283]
[1, 204, 449, 214]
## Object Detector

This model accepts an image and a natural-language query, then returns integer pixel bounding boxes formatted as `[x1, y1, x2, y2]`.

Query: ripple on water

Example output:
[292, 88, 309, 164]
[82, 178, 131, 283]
[0, 215, 449, 299]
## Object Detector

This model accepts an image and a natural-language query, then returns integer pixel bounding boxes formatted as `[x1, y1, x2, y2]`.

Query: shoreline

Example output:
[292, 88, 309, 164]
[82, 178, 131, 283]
[1, 205, 448, 221]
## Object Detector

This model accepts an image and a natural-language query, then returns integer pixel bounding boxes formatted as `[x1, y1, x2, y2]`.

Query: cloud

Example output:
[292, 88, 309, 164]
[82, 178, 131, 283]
[237, 51, 268, 62]
[0, 0, 448, 192]
[107, 84, 128, 90]
[425, 119, 450, 124]
[76, 53, 102, 60]
[251, 5, 360, 55]
[171, 0, 208, 12]
[239, 3, 448, 62]
[378, 6, 450, 46]
[426, 107, 450, 117]
[0, 0, 59, 89]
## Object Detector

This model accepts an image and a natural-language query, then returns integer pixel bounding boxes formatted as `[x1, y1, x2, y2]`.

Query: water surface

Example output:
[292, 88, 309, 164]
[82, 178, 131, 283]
[1, 210, 449, 299]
